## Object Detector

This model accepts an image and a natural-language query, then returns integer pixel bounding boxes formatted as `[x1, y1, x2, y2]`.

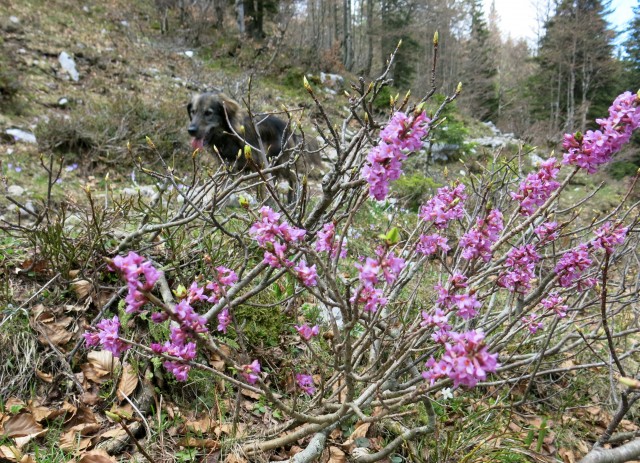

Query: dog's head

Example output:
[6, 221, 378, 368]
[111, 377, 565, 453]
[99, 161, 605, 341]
[187, 92, 241, 150]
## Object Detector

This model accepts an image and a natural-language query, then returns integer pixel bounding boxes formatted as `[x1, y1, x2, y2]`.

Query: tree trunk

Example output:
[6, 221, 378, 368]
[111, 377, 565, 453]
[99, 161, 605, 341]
[235, 0, 245, 35]
[365, 0, 374, 76]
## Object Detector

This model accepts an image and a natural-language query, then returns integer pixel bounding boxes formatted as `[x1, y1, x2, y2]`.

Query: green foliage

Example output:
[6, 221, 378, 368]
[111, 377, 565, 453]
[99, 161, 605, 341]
[0, 37, 21, 111]
[232, 302, 288, 348]
[608, 160, 640, 180]
[391, 173, 440, 211]
[34, 93, 185, 167]
[623, 4, 640, 90]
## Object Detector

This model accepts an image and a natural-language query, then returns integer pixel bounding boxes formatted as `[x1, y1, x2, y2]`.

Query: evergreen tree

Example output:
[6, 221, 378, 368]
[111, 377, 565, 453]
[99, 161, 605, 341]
[529, 0, 617, 136]
[623, 2, 640, 91]
[459, 0, 499, 121]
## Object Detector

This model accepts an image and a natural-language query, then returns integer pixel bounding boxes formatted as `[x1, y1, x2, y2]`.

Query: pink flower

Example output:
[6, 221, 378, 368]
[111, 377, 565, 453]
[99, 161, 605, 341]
[206, 266, 237, 303]
[152, 330, 197, 381]
[534, 221, 560, 243]
[83, 316, 130, 357]
[295, 324, 320, 341]
[217, 308, 231, 333]
[555, 244, 592, 288]
[563, 91, 639, 173]
[453, 293, 482, 320]
[497, 244, 540, 294]
[364, 111, 431, 200]
[521, 314, 544, 333]
[376, 248, 406, 285]
[216, 266, 238, 286]
[591, 222, 628, 254]
[295, 373, 316, 395]
[354, 257, 380, 288]
[241, 360, 261, 385]
[315, 222, 348, 258]
[510, 158, 560, 216]
[350, 286, 387, 313]
[422, 330, 499, 388]
[108, 252, 162, 314]
[294, 260, 318, 287]
[459, 209, 503, 262]
[419, 184, 467, 229]
[417, 233, 450, 255]
[540, 293, 567, 318]
[250, 206, 305, 268]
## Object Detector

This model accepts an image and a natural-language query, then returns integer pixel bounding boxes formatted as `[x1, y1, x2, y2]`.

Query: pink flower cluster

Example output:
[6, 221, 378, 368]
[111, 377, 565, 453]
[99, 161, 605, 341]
[563, 91, 640, 173]
[296, 373, 316, 395]
[422, 330, 499, 388]
[108, 251, 162, 313]
[241, 360, 261, 385]
[295, 324, 319, 340]
[351, 248, 405, 313]
[534, 221, 560, 243]
[459, 209, 504, 262]
[554, 244, 593, 288]
[363, 111, 431, 200]
[540, 293, 567, 318]
[151, 328, 197, 381]
[83, 316, 130, 357]
[434, 273, 482, 320]
[510, 158, 560, 216]
[498, 244, 540, 293]
[294, 260, 318, 287]
[249, 206, 306, 268]
[521, 314, 544, 334]
[591, 222, 628, 254]
[315, 222, 347, 258]
[416, 233, 450, 256]
[419, 184, 467, 229]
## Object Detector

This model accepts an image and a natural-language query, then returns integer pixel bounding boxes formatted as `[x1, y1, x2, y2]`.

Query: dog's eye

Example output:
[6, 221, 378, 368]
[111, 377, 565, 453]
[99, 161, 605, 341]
[204, 109, 214, 117]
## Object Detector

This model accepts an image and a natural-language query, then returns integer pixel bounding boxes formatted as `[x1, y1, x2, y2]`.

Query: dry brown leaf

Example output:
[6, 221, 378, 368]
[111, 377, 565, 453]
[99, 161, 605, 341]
[35, 369, 54, 383]
[0, 445, 21, 462]
[288, 446, 303, 456]
[19, 455, 36, 463]
[184, 415, 215, 434]
[223, 455, 248, 463]
[70, 280, 93, 300]
[30, 306, 75, 347]
[82, 351, 120, 384]
[116, 363, 138, 401]
[87, 350, 120, 372]
[97, 427, 128, 441]
[5, 398, 25, 410]
[177, 437, 220, 448]
[349, 423, 370, 440]
[26, 404, 53, 423]
[240, 388, 261, 400]
[328, 446, 347, 463]
[76, 449, 118, 462]
[59, 430, 92, 452]
[559, 449, 576, 463]
[2, 413, 43, 438]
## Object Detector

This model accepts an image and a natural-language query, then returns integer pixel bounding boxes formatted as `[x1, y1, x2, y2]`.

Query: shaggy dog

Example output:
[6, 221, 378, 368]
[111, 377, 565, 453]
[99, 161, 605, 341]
[187, 91, 321, 202]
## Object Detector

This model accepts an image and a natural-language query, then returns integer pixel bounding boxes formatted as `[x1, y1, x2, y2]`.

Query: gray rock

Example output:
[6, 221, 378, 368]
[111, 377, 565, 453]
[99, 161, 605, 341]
[7, 185, 25, 196]
[58, 51, 79, 82]
[6, 128, 37, 144]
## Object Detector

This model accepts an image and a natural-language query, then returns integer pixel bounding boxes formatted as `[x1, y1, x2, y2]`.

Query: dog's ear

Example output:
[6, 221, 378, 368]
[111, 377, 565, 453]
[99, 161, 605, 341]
[187, 101, 193, 121]
[220, 94, 240, 120]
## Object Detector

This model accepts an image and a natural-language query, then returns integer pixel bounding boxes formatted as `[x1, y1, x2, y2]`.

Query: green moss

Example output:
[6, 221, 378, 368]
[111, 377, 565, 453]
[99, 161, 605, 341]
[391, 173, 440, 211]
[232, 303, 288, 348]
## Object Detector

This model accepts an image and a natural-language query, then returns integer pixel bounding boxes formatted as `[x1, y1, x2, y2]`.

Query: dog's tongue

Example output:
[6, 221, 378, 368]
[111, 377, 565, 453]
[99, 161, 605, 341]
[191, 138, 204, 150]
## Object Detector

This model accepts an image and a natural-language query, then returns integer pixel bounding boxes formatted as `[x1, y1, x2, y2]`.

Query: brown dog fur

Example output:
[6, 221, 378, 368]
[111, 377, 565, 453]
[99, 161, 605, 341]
[187, 91, 322, 201]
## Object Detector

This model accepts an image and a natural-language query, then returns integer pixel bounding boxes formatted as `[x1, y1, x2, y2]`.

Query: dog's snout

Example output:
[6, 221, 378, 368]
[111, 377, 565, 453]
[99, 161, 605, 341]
[188, 125, 198, 136]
